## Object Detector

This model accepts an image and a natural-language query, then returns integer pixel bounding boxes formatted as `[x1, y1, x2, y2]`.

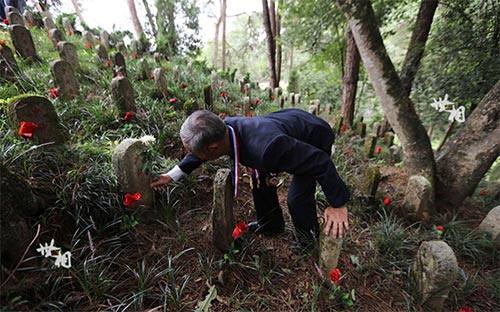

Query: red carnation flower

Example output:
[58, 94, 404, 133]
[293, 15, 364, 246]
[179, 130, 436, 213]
[232, 221, 249, 239]
[85, 42, 92, 49]
[47, 33, 51, 39]
[345, 149, 352, 155]
[436, 225, 444, 231]
[106, 60, 111, 67]
[246, 112, 253, 117]
[18, 121, 38, 138]
[329, 268, 341, 286]
[123, 111, 134, 121]
[220, 91, 227, 98]
[0, 41, 6, 46]
[169, 98, 177, 103]
[242, 87, 247, 94]
[254, 98, 260, 105]
[341, 125, 347, 132]
[479, 189, 486, 195]
[150, 73, 155, 79]
[123, 192, 141, 208]
[67, 29, 72, 36]
[375, 147, 382, 154]
[219, 112, 227, 118]
[3, 18, 9, 25]
[383, 197, 392, 206]
[458, 308, 473, 312]
[49, 88, 59, 99]
[319, 109, 323, 113]
[271, 96, 275, 101]
[181, 82, 187, 89]
[132, 52, 138, 59]
[26, 22, 32, 28]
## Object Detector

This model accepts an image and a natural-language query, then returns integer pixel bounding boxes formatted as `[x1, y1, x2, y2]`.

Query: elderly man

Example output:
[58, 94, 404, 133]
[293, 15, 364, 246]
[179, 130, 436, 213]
[151, 109, 351, 247]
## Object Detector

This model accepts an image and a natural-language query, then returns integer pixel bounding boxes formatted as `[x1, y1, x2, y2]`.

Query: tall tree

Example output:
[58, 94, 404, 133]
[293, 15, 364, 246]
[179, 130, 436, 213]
[212, 15, 222, 68]
[262, 0, 278, 87]
[141, 0, 158, 38]
[340, 28, 360, 128]
[70, 0, 85, 25]
[221, 0, 227, 70]
[127, 0, 143, 39]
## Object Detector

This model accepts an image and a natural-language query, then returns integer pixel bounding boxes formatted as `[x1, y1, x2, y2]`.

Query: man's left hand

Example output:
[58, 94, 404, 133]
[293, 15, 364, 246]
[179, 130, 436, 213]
[324, 206, 349, 239]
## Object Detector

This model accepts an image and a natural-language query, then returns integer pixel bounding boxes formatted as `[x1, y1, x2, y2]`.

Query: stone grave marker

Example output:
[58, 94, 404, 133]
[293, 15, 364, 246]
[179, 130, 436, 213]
[96, 44, 108, 63]
[153, 67, 168, 100]
[478, 205, 500, 248]
[173, 65, 179, 82]
[4, 5, 20, 15]
[211, 169, 235, 252]
[279, 96, 285, 109]
[295, 94, 302, 106]
[48, 28, 65, 48]
[9, 95, 67, 145]
[274, 87, 280, 101]
[116, 42, 126, 53]
[62, 17, 74, 35]
[364, 134, 377, 158]
[356, 118, 367, 138]
[334, 116, 344, 134]
[413, 241, 458, 311]
[372, 122, 382, 137]
[204, 85, 213, 109]
[403, 175, 434, 221]
[50, 59, 79, 100]
[364, 164, 381, 198]
[8, 11, 24, 25]
[384, 131, 395, 146]
[154, 52, 162, 65]
[244, 83, 251, 98]
[111, 76, 137, 113]
[9, 25, 37, 60]
[290, 92, 295, 107]
[112, 139, 154, 208]
[23, 11, 36, 27]
[389, 145, 401, 164]
[82, 30, 94, 45]
[100, 30, 110, 49]
[57, 41, 79, 69]
[0, 44, 18, 82]
[308, 105, 317, 115]
[320, 234, 343, 283]
[325, 103, 333, 114]
[42, 16, 55, 30]
[138, 58, 149, 81]
[113, 52, 127, 77]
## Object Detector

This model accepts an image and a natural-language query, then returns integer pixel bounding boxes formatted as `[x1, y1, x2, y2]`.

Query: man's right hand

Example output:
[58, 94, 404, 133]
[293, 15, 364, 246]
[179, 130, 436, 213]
[150, 173, 172, 191]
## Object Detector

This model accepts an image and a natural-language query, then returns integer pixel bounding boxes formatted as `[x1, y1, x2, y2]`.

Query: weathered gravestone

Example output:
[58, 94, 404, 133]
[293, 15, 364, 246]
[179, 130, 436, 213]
[96, 44, 108, 63]
[0, 44, 18, 82]
[384, 131, 395, 146]
[290, 92, 295, 107]
[212, 169, 235, 252]
[8, 25, 37, 60]
[100, 30, 110, 50]
[111, 76, 137, 113]
[50, 59, 79, 100]
[7, 11, 24, 25]
[57, 41, 79, 69]
[61, 17, 74, 35]
[325, 104, 333, 115]
[242, 96, 252, 116]
[274, 87, 279, 101]
[320, 234, 343, 284]
[48, 28, 65, 48]
[0, 163, 37, 273]
[204, 85, 213, 109]
[82, 30, 94, 45]
[364, 164, 381, 198]
[308, 105, 317, 115]
[403, 175, 434, 221]
[42, 16, 56, 31]
[116, 42, 126, 53]
[295, 94, 302, 106]
[356, 118, 367, 138]
[478, 205, 500, 248]
[413, 241, 458, 311]
[112, 52, 126, 77]
[24, 11, 36, 27]
[244, 83, 251, 98]
[4, 5, 19, 15]
[8, 95, 67, 145]
[153, 67, 168, 100]
[364, 134, 377, 158]
[372, 122, 382, 137]
[137, 58, 150, 81]
[112, 139, 154, 208]
[334, 116, 344, 135]
[389, 145, 401, 164]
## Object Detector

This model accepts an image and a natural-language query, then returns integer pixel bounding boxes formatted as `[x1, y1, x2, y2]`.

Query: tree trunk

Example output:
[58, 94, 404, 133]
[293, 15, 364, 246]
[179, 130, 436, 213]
[381, 0, 438, 134]
[340, 28, 360, 128]
[212, 16, 221, 68]
[167, 0, 177, 56]
[436, 80, 500, 207]
[70, 0, 85, 25]
[127, 0, 143, 39]
[141, 0, 158, 38]
[335, 0, 435, 180]
[262, 0, 278, 88]
[221, 0, 227, 71]
[276, 0, 283, 85]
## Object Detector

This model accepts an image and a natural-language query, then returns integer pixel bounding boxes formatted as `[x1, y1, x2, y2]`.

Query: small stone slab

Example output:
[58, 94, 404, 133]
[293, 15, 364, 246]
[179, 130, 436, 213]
[8, 25, 37, 60]
[137, 58, 149, 81]
[320, 234, 343, 283]
[8, 11, 24, 25]
[0, 44, 18, 82]
[364, 134, 377, 158]
[153, 67, 168, 99]
[211, 169, 235, 252]
[50, 59, 79, 100]
[113, 52, 127, 77]
[96, 44, 108, 63]
[403, 175, 434, 220]
[48, 28, 65, 48]
[364, 164, 381, 198]
[111, 76, 136, 113]
[42, 16, 56, 30]
[57, 41, 79, 69]
[478, 205, 500, 248]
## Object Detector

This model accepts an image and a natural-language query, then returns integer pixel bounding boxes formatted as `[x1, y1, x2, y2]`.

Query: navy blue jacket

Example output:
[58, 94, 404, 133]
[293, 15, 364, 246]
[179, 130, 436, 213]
[178, 109, 351, 208]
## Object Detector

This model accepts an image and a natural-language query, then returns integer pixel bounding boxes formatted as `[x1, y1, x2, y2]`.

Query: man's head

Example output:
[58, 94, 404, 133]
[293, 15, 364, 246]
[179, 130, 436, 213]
[180, 110, 228, 160]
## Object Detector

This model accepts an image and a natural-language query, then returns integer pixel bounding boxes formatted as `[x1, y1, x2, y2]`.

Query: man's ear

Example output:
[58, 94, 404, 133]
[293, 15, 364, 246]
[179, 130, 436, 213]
[206, 142, 220, 152]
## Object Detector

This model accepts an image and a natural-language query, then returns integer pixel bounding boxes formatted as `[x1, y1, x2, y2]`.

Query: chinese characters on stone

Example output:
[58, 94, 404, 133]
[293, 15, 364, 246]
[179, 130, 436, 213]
[431, 94, 465, 123]
[36, 239, 72, 268]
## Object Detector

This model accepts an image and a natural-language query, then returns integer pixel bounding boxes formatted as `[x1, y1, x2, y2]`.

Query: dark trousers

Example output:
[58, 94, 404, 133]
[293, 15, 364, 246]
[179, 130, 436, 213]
[251, 130, 334, 241]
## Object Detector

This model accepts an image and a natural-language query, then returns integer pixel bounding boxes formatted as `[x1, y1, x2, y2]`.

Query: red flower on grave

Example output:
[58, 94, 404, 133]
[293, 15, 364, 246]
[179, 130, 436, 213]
[242, 87, 247, 94]
[18, 121, 38, 138]
[341, 125, 347, 132]
[123, 192, 141, 208]
[26, 22, 32, 28]
[181, 82, 187, 89]
[246, 112, 253, 117]
[0, 41, 5, 46]
[67, 29, 72, 36]
[150, 73, 155, 79]
[220, 91, 227, 98]
[345, 149, 352, 155]
[329, 268, 342, 286]
[49, 88, 59, 99]
[436, 225, 444, 231]
[319, 109, 323, 113]
[97, 40, 102, 45]
[132, 52, 138, 59]
[271, 96, 275, 101]
[169, 97, 177, 103]
[375, 147, 382, 154]
[479, 189, 486, 195]
[458, 308, 473, 312]
[47, 33, 51, 39]
[106, 60, 111, 67]
[254, 98, 260, 106]
[115, 72, 123, 78]
[85, 42, 92, 49]
[383, 197, 392, 206]
[219, 112, 227, 118]
[232, 221, 249, 239]
[123, 111, 134, 121]
[3, 18, 9, 25]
